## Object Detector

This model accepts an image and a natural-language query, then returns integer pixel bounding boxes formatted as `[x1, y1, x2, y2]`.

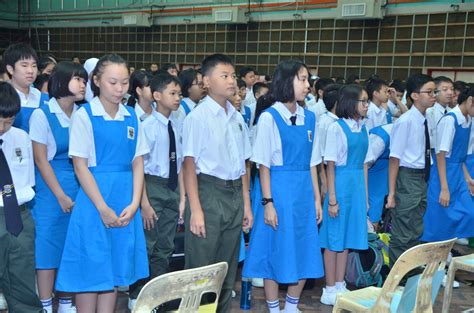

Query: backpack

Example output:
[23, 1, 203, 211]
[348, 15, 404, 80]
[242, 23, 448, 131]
[345, 232, 387, 288]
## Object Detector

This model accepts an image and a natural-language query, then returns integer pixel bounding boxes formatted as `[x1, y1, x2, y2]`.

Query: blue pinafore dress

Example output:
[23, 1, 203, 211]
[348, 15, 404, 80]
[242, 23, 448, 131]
[319, 119, 369, 251]
[243, 107, 324, 283]
[242, 106, 251, 127]
[367, 125, 390, 223]
[13, 107, 36, 133]
[56, 103, 148, 292]
[32, 104, 79, 269]
[422, 113, 474, 241]
[180, 99, 191, 115]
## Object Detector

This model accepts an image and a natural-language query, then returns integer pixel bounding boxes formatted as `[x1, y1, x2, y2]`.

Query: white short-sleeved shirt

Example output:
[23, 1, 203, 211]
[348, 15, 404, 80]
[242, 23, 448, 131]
[369, 124, 393, 162]
[69, 97, 149, 167]
[366, 101, 390, 130]
[436, 105, 472, 157]
[173, 97, 197, 123]
[182, 95, 252, 180]
[389, 105, 428, 169]
[307, 98, 328, 119]
[15, 86, 41, 109]
[426, 102, 451, 149]
[134, 102, 155, 122]
[143, 110, 183, 178]
[305, 94, 317, 111]
[469, 123, 474, 155]
[29, 98, 78, 160]
[317, 111, 339, 158]
[244, 88, 257, 127]
[324, 118, 373, 166]
[0, 127, 35, 206]
[387, 99, 401, 119]
[251, 102, 321, 169]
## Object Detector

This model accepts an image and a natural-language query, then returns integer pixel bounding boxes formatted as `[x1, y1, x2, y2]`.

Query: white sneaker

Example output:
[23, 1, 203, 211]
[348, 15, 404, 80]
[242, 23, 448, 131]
[442, 274, 460, 288]
[252, 278, 264, 288]
[336, 282, 349, 293]
[128, 298, 137, 310]
[58, 305, 77, 313]
[0, 293, 7, 310]
[320, 288, 337, 306]
[456, 238, 469, 246]
[281, 309, 302, 313]
[231, 290, 236, 298]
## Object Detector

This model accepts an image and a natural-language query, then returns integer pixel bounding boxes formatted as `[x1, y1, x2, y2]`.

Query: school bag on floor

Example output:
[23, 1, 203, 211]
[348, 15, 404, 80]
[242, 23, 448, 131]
[345, 232, 387, 288]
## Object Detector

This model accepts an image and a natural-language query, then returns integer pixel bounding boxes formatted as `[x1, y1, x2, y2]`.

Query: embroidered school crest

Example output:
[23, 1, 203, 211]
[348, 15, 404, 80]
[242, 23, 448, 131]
[307, 130, 313, 142]
[127, 126, 135, 140]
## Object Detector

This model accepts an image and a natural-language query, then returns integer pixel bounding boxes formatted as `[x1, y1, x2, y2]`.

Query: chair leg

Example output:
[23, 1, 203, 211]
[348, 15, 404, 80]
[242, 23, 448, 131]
[332, 302, 344, 313]
[442, 262, 456, 313]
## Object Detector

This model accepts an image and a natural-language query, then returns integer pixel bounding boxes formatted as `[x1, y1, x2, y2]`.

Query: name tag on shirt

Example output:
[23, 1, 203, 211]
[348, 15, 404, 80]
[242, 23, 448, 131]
[127, 126, 135, 140]
[307, 130, 313, 142]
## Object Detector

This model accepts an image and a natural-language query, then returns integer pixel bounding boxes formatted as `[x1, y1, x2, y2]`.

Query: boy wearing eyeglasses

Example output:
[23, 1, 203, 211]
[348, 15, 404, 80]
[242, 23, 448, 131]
[386, 74, 436, 267]
[182, 54, 253, 312]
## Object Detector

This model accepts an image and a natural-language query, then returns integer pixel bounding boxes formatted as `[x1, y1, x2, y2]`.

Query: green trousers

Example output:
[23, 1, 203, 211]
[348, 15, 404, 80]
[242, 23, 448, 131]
[185, 174, 244, 313]
[389, 167, 427, 267]
[0, 204, 43, 313]
[129, 174, 180, 299]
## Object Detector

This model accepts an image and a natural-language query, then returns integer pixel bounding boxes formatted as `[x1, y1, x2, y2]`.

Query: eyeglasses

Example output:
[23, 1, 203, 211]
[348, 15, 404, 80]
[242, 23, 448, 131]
[357, 99, 369, 105]
[192, 81, 204, 88]
[418, 89, 439, 97]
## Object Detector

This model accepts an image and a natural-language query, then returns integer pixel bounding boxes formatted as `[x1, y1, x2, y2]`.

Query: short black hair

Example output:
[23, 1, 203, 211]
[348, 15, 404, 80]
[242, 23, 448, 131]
[0, 62, 7, 75]
[434, 76, 453, 87]
[201, 54, 233, 77]
[336, 84, 364, 119]
[33, 73, 50, 91]
[323, 84, 342, 112]
[3, 42, 39, 68]
[309, 77, 318, 89]
[150, 73, 181, 94]
[178, 68, 200, 98]
[346, 74, 360, 85]
[252, 82, 268, 97]
[406, 74, 434, 102]
[236, 78, 246, 90]
[453, 80, 468, 93]
[457, 86, 474, 105]
[91, 54, 128, 97]
[239, 66, 256, 79]
[390, 79, 406, 93]
[365, 77, 388, 101]
[270, 59, 308, 104]
[127, 70, 153, 107]
[0, 81, 21, 118]
[161, 63, 177, 72]
[315, 78, 334, 100]
[253, 92, 274, 126]
[48, 61, 88, 99]
[38, 55, 56, 73]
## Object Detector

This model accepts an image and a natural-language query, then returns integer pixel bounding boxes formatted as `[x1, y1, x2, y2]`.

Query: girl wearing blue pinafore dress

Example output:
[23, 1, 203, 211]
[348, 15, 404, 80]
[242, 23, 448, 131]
[29, 61, 87, 313]
[319, 85, 372, 306]
[243, 60, 324, 313]
[422, 89, 474, 242]
[56, 55, 148, 313]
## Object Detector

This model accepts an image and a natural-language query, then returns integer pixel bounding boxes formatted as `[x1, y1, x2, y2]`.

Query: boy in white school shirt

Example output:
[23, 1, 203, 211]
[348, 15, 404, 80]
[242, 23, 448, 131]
[365, 77, 392, 130]
[182, 54, 253, 312]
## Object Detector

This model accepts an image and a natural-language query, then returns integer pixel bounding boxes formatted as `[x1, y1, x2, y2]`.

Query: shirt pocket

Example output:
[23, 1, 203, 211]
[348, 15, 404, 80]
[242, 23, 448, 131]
[9, 146, 30, 174]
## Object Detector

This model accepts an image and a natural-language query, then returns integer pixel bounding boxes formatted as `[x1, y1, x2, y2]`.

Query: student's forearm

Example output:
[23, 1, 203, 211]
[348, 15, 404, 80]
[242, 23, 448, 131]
[388, 157, 400, 196]
[245, 160, 251, 191]
[141, 179, 151, 207]
[178, 170, 186, 203]
[318, 162, 327, 188]
[462, 163, 472, 182]
[311, 166, 322, 204]
[242, 169, 251, 209]
[73, 157, 108, 212]
[183, 157, 202, 212]
[259, 165, 272, 198]
[130, 156, 144, 210]
[33, 144, 66, 199]
[364, 163, 369, 209]
[327, 161, 336, 202]
[436, 152, 449, 190]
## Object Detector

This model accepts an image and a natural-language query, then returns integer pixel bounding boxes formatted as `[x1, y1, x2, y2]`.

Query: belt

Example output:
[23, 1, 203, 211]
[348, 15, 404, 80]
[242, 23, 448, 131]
[399, 166, 424, 174]
[198, 173, 242, 187]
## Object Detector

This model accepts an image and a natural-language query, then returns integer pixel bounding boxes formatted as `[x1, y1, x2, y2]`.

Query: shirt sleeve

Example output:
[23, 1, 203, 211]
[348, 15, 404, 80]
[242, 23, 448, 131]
[324, 122, 340, 163]
[389, 119, 409, 159]
[29, 109, 50, 145]
[182, 114, 206, 161]
[134, 115, 150, 159]
[436, 115, 455, 154]
[250, 112, 278, 168]
[364, 128, 375, 164]
[68, 108, 93, 160]
[242, 123, 252, 160]
[311, 117, 322, 166]
[369, 134, 386, 161]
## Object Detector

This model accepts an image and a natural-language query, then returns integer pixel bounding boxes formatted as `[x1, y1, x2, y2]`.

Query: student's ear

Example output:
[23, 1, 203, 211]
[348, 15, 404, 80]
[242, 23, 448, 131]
[92, 75, 100, 88]
[318, 89, 324, 98]
[152, 91, 161, 102]
[6, 64, 14, 76]
[202, 75, 211, 89]
[136, 86, 142, 98]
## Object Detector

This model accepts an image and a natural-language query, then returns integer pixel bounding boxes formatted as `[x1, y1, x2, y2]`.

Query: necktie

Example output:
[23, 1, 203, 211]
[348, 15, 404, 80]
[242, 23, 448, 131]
[167, 121, 178, 191]
[444, 108, 448, 114]
[0, 139, 23, 236]
[290, 115, 297, 126]
[423, 120, 431, 182]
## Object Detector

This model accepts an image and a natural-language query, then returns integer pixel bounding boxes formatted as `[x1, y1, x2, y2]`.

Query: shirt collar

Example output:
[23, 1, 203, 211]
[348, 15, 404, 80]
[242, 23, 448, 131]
[450, 105, 469, 125]
[343, 117, 365, 130]
[434, 102, 449, 113]
[205, 95, 237, 118]
[411, 105, 426, 123]
[14, 86, 41, 108]
[48, 97, 78, 115]
[369, 101, 382, 113]
[151, 109, 173, 126]
[182, 97, 197, 110]
[90, 96, 131, 118]
[274, 101, 305, 120]
[325, 111, 338, 120]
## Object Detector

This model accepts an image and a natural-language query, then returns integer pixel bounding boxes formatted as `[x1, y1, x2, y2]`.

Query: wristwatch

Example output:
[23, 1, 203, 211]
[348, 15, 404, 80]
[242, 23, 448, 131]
[261, 198, 274, 206]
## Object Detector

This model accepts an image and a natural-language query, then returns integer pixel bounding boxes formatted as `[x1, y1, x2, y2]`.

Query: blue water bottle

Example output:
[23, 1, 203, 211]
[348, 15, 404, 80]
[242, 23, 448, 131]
[240, 277, 252, 310]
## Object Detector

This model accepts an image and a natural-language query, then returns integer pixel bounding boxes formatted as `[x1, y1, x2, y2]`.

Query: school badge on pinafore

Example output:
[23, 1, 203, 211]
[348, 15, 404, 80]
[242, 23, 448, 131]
[127, 126, 135, 140]
[307, 130, 313, 142]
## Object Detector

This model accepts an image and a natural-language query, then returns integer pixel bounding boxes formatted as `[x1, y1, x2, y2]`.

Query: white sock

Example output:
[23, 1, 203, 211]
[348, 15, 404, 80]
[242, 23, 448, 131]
[325, 285, 337, 292]
[284, 294, 299, 313]
[40, 297, 53, 313]
[335, 281, 346, 290]
[59, 296, 73, 309]
[266, 299, 280, 313]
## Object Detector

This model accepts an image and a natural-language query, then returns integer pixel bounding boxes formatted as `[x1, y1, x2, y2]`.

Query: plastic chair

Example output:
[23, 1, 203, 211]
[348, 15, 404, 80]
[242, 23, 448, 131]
[333, 238, 456, 313]
[133, 262, 228, 313]
[442, 253, 474, 313]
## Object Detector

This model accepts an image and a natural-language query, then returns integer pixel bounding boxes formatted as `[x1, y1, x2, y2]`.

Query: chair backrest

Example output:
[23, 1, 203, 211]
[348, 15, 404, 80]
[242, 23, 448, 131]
[370, 238, 456, 313]
[133, 262, 228, 313]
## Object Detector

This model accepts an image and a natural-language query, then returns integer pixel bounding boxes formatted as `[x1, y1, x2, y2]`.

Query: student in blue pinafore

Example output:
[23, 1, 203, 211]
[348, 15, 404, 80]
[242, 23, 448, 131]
[29, 62, 88, 313]
[367, 123, 393, 224]
[56, 54, 149, 313]
[422, 87, 474, 242]
[319, 85, 372, 306]
[243, 60, 324, 313]
[174, 68, 205, 123]
[126, 70, 154, 122]
[468, 123, 474, 190]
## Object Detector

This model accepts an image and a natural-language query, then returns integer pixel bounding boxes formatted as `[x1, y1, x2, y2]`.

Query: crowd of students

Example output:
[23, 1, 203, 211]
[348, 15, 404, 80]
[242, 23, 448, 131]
[0, 42, 473, 313]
